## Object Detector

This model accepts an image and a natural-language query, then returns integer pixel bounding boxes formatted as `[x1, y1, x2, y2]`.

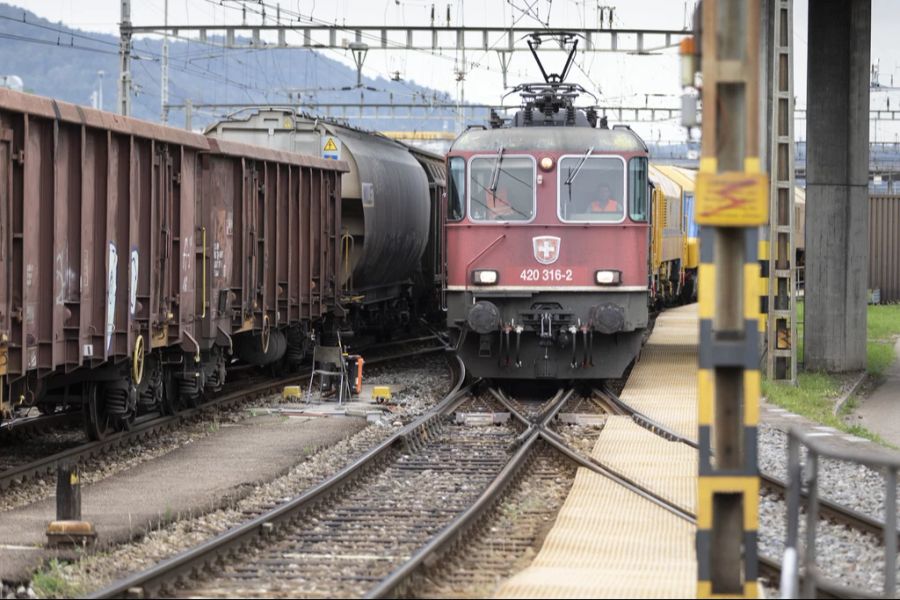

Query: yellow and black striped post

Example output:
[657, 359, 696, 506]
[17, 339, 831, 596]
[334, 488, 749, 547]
[759, 239, 769, 335]
[695, 0, 766, 597]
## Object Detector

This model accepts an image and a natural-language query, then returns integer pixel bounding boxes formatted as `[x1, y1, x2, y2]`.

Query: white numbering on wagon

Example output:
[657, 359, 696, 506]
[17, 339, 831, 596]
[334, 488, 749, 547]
[519, 268, 573, 282]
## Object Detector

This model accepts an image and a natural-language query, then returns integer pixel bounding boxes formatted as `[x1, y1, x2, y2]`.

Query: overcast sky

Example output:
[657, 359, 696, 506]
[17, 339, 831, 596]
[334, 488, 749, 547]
[5, 0, 900, 142]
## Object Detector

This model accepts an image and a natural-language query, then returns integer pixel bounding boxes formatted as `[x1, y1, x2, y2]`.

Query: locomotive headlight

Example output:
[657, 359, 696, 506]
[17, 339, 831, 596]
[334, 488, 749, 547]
[595, 270, 622, 285]
[472, 269, 499, 285]
[539, 156, 554, 171]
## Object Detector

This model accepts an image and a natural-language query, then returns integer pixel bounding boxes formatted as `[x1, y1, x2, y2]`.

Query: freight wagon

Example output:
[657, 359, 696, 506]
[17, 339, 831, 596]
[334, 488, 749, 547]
[0, 89, 346, 439]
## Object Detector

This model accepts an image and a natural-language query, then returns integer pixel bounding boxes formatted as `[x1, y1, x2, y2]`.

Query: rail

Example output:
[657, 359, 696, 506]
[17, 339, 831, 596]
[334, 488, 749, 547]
[594, 385, 862, 598]
[87, 355, 469, 599]
[783, 428, 900, 599]
[366, 387, 575, 598]
[369, 386, 708, 597]
[0, 336, 448, 491]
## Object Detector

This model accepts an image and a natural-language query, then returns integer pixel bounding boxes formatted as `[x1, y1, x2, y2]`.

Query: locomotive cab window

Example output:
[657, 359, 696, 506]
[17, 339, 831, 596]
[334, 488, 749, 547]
[558, 155, 626, 222]
[629, 157, 649, 222]
[447, 157, 465, 221]
[469, 155, 535, 222]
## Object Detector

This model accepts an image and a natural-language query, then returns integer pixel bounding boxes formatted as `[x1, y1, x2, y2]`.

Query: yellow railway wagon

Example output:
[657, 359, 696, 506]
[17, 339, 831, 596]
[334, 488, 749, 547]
[649, 165, 693, 304]
[653, 164, 700, 271]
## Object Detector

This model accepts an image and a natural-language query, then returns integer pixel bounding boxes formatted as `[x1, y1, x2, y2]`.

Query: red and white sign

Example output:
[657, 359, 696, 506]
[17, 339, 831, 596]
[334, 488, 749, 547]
[533, 236, 561, 265]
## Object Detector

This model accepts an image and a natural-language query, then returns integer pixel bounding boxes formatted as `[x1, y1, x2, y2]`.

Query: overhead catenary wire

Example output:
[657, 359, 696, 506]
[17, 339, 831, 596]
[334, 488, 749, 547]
[0, 30, 120, 56]
[0, 12, 121, 48]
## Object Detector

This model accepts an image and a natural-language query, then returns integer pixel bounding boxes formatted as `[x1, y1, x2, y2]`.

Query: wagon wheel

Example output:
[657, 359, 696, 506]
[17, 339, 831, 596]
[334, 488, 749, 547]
[132, 335, 145, 386]
[260, 315, 271, 355]
[83, 381, 111, 441]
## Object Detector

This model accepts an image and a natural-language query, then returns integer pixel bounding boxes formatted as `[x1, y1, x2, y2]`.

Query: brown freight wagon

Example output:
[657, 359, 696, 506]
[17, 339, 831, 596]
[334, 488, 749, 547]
[0, 89, 346, 439]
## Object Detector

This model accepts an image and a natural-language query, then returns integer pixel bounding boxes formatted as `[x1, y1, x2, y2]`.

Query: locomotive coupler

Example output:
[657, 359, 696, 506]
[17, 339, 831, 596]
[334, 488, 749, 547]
[556, 328, 571, 349]
[478, 335, 492, 358]
[538, 313, 553, 346]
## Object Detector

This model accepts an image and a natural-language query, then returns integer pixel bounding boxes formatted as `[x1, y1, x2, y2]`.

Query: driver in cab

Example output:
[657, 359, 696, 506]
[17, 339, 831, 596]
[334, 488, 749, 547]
[589, 184, 621, 213]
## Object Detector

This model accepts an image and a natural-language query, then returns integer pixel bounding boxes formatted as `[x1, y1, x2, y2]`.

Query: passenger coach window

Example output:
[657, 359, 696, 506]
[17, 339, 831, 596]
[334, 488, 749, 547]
[558, 156, 625, 222]
[628, 157, 649, 222]
[469, 156, 535, 222]
[447, 157, 465, 221]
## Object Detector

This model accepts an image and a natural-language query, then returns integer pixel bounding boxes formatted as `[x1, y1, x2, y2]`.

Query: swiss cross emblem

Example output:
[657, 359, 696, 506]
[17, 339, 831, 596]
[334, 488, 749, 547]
[533, 236, 560, 265]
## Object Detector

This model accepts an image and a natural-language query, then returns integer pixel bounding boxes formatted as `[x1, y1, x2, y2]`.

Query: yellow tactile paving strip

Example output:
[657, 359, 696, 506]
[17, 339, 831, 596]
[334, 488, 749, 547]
[619, 304, 699, 442]
[592, 417, 697, 513]
[495, 469, 696, 599]
[495, 304, 701, 599]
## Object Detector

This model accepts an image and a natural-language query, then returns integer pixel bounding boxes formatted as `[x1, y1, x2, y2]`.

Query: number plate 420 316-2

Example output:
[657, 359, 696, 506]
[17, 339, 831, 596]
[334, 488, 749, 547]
[520, 268, 574, 282]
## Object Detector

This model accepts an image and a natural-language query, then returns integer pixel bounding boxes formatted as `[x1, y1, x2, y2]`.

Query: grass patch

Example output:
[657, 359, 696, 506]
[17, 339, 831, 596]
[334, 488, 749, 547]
[868, 341, 896, 378]
[867, 304, 900, 342]
[762, 372, 842, 427]
[763, 372, 889, 444]
[866, 303, 900, 378]
[844, 424, 890, 445]
[31, 559, 84, 599]
[765, 302, 900, 445]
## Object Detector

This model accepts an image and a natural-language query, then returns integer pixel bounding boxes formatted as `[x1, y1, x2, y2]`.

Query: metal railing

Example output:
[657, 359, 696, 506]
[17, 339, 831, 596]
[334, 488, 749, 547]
[783, 428, 899, 598]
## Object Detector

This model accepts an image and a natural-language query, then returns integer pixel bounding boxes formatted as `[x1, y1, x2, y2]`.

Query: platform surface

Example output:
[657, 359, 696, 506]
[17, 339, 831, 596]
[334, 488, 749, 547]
[619, 306, 699, 442]
[0, 414, 365, 582]
[497, 304, 700, 599]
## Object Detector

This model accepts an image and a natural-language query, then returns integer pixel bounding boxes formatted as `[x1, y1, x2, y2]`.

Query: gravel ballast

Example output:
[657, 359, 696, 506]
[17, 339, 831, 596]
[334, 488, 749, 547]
[758, 423, 900, 593]
[15, 356, 452, 597]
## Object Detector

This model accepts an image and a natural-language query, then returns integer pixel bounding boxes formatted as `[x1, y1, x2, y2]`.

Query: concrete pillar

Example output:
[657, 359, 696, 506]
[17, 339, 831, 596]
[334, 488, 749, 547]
[804, 0, 871, 372]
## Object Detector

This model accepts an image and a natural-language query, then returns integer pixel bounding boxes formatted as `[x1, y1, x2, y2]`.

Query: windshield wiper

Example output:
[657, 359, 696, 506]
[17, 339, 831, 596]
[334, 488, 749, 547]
[489, 145, 505, 193]
[564, 146, 594, 186]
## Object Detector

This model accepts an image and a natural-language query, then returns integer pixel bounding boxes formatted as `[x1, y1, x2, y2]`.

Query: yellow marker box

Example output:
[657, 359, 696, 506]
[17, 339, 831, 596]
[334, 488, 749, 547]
[372, 386, 392, 402]
[282, 385, 302, 399]
[696, 171, 769, 226]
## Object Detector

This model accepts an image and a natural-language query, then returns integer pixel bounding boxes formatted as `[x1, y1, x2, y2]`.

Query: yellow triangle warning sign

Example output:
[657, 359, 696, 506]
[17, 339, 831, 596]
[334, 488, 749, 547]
[323, 137, 338, 152]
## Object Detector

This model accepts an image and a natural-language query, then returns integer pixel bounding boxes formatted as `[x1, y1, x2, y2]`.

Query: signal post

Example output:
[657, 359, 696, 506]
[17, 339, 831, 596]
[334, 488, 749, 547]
[694, 0, 766, 596]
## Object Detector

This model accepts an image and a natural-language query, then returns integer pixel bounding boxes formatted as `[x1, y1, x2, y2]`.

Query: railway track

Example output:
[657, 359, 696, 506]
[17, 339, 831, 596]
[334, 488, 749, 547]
[0, 338, 448, 493]
[87, 356, 476, 598]
[85, 382, 589, 598]
[67, 373, 880, 599]
[0, 411, 82, 440]
[592, 385, 887, 598]
[84, 382, 704, 598]
[82, 383, 724, 598]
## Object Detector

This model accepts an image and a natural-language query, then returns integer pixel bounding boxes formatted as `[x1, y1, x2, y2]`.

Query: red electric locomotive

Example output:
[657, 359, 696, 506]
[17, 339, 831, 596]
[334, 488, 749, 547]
[443, 34, 651, 380]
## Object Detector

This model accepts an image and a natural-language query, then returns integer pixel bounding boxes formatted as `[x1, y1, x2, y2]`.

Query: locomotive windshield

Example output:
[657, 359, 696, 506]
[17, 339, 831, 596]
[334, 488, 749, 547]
[469, 155, 535, 222]
[558, 155, 626, 222]
[447, 157, 466, 221]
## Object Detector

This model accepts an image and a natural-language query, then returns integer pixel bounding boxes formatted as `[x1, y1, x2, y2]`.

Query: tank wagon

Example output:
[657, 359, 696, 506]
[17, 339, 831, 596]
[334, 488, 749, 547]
[0, 89, 346, 439]
[205, 110, 446, 334]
